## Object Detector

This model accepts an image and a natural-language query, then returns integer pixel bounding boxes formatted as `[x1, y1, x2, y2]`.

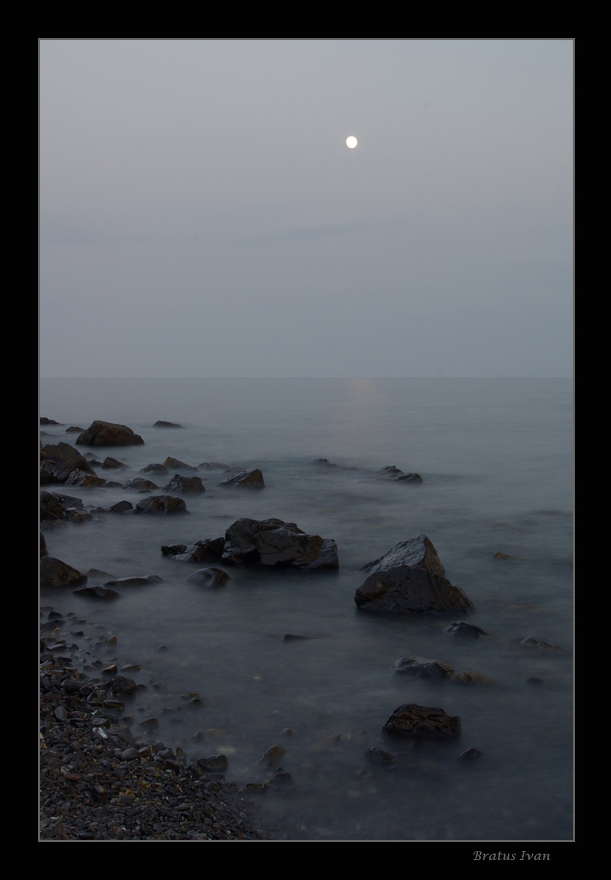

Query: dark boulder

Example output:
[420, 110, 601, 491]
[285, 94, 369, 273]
[141, 463, 169, 475]
[218, 468, 265, 488]
[163, 537, 225, 563]
[110, 500, 134, 513]
[163, 474, 205, 494]
[123, 477, 159, 491]
[40, 441, 98, 484]
[76, 421, 144, 447]
[363, 534, 445, 575]
[154, 420, 183, 428]
[40, 556, 87, 587]
[101, 457, 127, 469]
[73, 585, 120, 599]
[383, 704, 461, 739]
[40, 490, 87, 523]
[222, 517, 338, 569]
[379, 465, 423, 483]
[135, 495, 188, 515]
[355, 566, 473, 615]
[103, 575, 163, 587]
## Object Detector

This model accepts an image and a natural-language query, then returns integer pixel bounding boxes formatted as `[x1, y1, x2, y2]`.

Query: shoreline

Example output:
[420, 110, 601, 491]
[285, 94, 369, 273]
[40, 607, 270, 841]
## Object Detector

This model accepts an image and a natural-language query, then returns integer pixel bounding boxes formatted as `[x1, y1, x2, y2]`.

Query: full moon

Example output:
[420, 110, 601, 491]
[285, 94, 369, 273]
[346, 136, 358, 149]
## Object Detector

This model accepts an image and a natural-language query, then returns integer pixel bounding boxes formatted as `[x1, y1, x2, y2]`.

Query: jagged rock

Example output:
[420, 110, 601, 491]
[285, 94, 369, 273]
[76, 421, 144, 447]
[154, 420, 182, 428]
[443, 621, 488, 639]
[40, 441, 98, 484]
[40, 417, 61, 425]
[135, 495, 188, 515]
[163, 474, 205, 494]
[218, 468, 265, 488]
[355, 566, 473, 615]
[363, 534, 445, 575]
[391, 657, 454, 679]
[383, 704, 461, 739]
[40, 556, 87, 587]
[186, 568, 231, 587]
[222, 517, 338, 569]
[40, 490, 86, 523]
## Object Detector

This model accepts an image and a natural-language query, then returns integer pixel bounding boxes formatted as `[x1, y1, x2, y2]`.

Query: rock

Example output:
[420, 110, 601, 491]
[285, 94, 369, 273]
[163, 474, 205, 494]
[222, 518, 339, 569]
[379, 466, 423, 483]
[365, 747, 395, 765]
[457, 748, 482, 761]
[40, 491, 86, 523]
[101, 457, 127, 470]
[443, 621, 488, 639]
[40, 442, 98, 484]
[154, 421, 182, 428]
[41, 532, 48, 557]
[123, 478, 159, 491]
[163, 537, 225, 563]
[493, 551, 518, 560]
[103, 575, 164, 587]
[197, 755, 228, 772]
[135, 495, 188, 515]
[110, 500, 134, 513]
[363, 534, 445, 575]
[40, 417, 60, 425]
[391, 657, 454, 679]
[141, 463, 169, 475]
[40, 556, 87, 587]
[355, 566, 473, 615]
[76, 421, 144, 447]
[73, 586, 120, 599]
[520, 637, 564, 651]
[450, 671, 495, 686]
[186, 568, 231, 588]
[383, 704, 461, 739]
[218, 468, 265, 488]
[163, 457, 197, 471]
[312, 458, 338, 467]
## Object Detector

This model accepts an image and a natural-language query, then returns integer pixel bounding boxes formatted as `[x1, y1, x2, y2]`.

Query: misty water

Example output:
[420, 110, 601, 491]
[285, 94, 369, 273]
[40, 377, 573, 841]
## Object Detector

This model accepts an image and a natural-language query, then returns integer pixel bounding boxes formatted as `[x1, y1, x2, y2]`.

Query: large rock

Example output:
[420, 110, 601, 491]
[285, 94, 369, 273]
[355, 566, 473, 614]
[76, 421, 144, 447]
[222, 518, 338, 569]
[40, 442, 98, 484]
[218, 468, 265, 488]
[162, 537, 225, 563]
[363, 534, 445, 575]
[40, 490, 88, 523]
[383, 704, 461, 739]
[40, 556, 87, 587]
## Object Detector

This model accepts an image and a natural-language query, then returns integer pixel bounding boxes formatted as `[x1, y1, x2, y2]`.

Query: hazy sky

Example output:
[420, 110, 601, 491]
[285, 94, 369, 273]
[39, 39, 573, 378]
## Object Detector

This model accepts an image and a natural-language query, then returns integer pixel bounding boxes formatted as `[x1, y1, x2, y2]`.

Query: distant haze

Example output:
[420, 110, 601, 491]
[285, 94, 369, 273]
[39, 39, 573, 378]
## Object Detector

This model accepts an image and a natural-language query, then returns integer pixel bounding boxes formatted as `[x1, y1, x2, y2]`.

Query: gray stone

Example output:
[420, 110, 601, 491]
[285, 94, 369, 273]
[218, 468, 265, 488]
[391, 657, 454, 679]
[163, 474, 205, 494]
[135, 495, 188, 515]
[40, 556, 87, 587]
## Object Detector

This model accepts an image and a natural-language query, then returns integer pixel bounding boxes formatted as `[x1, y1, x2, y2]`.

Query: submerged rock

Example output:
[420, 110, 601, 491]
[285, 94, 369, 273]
[520, 637, 564, 651]
[222, 517, 338, 569]
[379, 465, 423, 483]
[383, 704, 461, 739]
[186, 568, 231, 588]
[76, 421, 144, 447]
[443, 621, 488, 639]
[391, 657, 454, 679]
[154, 420, 183, 428]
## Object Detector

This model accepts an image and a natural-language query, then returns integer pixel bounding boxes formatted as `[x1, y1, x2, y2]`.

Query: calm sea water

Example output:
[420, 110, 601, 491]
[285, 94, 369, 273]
[39, 377, 573, 841]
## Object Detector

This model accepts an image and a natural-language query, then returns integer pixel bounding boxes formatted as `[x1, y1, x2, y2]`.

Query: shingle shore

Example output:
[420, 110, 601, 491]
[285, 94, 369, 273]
[40, 612, 270, 841]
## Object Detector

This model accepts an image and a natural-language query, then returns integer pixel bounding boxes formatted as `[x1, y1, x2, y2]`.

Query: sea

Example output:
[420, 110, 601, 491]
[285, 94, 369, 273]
[39, 377, 574, 842]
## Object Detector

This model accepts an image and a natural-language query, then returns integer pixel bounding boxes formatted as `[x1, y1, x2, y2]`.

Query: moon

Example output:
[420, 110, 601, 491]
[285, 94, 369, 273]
[346, 136, 358, 149]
